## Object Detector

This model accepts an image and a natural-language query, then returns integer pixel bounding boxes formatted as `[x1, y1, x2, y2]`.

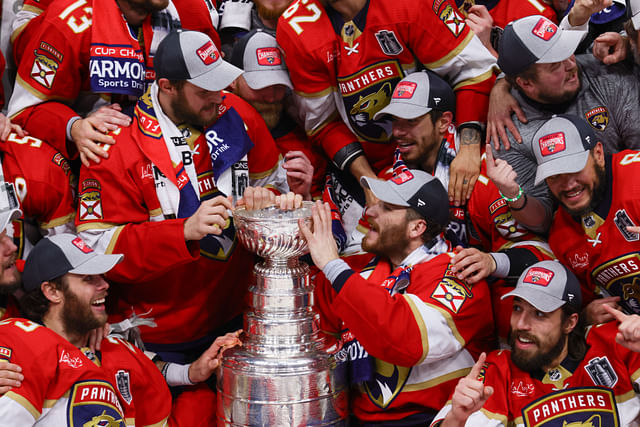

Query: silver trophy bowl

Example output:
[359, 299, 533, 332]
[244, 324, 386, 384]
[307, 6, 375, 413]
[217, 202, 348, 426]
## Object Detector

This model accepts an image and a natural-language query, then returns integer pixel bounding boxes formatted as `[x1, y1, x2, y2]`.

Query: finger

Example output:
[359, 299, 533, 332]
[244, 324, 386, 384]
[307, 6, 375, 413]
[82, 149, 103, 166]
[603, 304, 628, 322]
[626, 226, 640, 233]
[485, 143, 495, 168]
[465, 174, 478, 201]
[512, 104, 528, 127]
[468, 352, 487, 379]
[80, 152, 90, 168]
[497, 124, 510, 150]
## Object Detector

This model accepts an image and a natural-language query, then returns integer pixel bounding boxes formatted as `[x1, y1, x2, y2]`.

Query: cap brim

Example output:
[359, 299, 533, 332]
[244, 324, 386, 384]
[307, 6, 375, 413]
[190, 61, 244, 91]
[537, 29, 585, 64]
[243, 70, 293, 90]
[373, 102, 431, 121]
[69, 253, 124, 275]
[360, 177, 410, 207]
[501, 287, 565, 313]
[535, 150, 588, 185]
[0, 208, 22, 232]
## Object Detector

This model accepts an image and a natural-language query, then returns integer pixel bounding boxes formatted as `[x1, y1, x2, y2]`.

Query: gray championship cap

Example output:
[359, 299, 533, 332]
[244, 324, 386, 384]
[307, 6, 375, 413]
[533, 114, 597, 185]
[361, 169, 449, 228]
[502, 260, 582, 312]
[23, 234, 123, 292]
[155, 30, 243, 91]
[0, 181, 21, 232]
[373, 71, 455, 120]
[229, 29, 292, 90]
[498, 15, 585, 76]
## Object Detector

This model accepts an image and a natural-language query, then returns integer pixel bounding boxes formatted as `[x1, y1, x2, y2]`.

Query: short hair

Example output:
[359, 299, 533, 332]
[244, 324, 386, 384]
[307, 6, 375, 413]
[19, 275, 67, 324]
[167, 79, 186, 90]
[405, 207, 448, 244]
[562, 304, 587, 361]
[428, 110, 445, 126]
[504, 63, 539, 92]
[625, 19, 638, 45]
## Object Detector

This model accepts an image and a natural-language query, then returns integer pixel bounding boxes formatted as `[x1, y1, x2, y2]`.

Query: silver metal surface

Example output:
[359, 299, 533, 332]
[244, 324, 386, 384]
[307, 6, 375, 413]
[218, 203, 348, 426]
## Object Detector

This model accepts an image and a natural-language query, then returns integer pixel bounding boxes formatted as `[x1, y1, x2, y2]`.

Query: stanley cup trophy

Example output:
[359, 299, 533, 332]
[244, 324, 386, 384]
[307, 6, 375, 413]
[217, 202, 348, 426]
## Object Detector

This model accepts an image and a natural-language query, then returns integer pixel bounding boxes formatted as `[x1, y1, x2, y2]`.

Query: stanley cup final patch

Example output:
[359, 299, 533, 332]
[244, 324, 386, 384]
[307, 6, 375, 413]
[613, 209, 639, 241]
[115, 370, 132, 405]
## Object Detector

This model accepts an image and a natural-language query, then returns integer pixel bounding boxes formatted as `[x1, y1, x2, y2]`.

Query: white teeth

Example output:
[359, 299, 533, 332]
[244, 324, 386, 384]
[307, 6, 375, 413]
[519, 337, 533, 343]
[92, 298, 105, 305]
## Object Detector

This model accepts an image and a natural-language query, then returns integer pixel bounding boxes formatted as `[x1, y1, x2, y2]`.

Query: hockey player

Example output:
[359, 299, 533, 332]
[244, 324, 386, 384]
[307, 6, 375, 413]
[76, 30, 305, 369]
[276, 0, 498, 245]
[8, 0, 219, 166]
[432, 260, 640, 426]
[300, 170, 495, 425]
[525, 115, 640, 323]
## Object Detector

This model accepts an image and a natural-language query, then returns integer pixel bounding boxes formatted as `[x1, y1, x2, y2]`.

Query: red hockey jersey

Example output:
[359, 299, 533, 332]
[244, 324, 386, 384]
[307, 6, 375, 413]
[314, 251, 495, 422]
[549, 151, 640, 315]
[457, 0, 557, 29]
[76, 92, 284, 345]
[8, 0, 218, 159]
[432, 321, 640, 426]
[276, 0, 496, 172]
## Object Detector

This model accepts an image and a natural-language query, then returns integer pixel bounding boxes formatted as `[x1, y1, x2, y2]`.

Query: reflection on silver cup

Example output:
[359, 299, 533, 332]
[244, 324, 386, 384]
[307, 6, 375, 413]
[217, 203, 348, 426]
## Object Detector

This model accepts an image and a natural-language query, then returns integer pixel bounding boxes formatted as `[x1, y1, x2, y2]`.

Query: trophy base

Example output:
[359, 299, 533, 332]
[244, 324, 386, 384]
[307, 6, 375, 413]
[217, 347, 348, 426]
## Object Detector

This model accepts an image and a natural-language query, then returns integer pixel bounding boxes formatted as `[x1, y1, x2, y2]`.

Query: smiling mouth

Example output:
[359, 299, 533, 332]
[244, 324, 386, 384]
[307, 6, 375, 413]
[91, 298, 106, 307]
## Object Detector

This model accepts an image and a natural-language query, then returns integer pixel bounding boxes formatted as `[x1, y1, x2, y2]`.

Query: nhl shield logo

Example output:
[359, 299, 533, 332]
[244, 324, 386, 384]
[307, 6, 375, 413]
[374, 30, 404, 55]
[585, 107, 609, 131]
[585, 356, 618, 388]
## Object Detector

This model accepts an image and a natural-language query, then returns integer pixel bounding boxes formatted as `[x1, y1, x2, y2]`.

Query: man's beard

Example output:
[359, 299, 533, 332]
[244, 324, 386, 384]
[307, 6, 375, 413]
[362, 221, 410, 258]
[0, 255, 21, 295]
[61, 288, 105, 338]
[255, 1, 292, 20]
[553, 161, 607, 217]
[536, 68, 581, 105]
[252, 101, 283, 130]
[509, 329, 567, 373]
[171, 97, 218, 128]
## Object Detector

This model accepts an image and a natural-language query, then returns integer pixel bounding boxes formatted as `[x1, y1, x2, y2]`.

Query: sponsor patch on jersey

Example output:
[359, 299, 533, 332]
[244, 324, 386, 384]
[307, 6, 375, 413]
[392, 81, 417, 99]
[538, 132, 566, 156]
[584, 356, 618, 388]
[196, 41, 219, 65]
[256, 47, 282, 66]
[364, 359, 410, 409]
[59, 349, 84, 368]
[592, 253, 640, 314]
[391, 170, 414, 184]
[523, 267, 554, 286]
[374, 30, 404, 55]
[0, 346, 12, 361]
[523, 387, 619, 427]
[439, 5, 466, 37]
[431, 275, 472, 313]
[585, 106, 609, 131]
[31, 52, 58, 89]
[569, 252, 589, 269]
[531, 17, 557, 41]
[338, 60, 403, 142]
[613, 209, 639, 241]
[79, 180, 103, 221]
[69, 380, 125, 427]
[115, 370, 132, 405]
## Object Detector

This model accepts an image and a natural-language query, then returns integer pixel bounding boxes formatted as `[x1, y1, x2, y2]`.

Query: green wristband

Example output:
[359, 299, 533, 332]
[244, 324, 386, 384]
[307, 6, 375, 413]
[499, 186, 524, 203]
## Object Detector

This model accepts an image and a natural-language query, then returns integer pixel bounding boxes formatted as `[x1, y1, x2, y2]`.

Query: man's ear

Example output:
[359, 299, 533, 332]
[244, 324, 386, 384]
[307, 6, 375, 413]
[408, 218, 427, 240]
[437, 111, 454, 134]
[228, 78, 238, 92]
[41, 281, 62, 304]
[563, 312, 579, 334]
[157, 78, 174, 94]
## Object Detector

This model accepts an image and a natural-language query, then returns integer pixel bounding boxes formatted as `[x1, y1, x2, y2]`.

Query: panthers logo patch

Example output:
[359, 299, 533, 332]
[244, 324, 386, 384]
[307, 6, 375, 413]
[338, 60, 403, 142]
[585, 107, 609, 131]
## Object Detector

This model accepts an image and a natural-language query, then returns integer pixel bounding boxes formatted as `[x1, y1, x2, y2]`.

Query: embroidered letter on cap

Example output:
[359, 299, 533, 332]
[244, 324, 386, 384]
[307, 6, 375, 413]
[393, 81, 417, 99]
[531, 18, 557, 41]
[196, 41, 219, 65]
[538, 132, 566, 156]
[256, 47, 282, 66]
[523, 267, 554, 286]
